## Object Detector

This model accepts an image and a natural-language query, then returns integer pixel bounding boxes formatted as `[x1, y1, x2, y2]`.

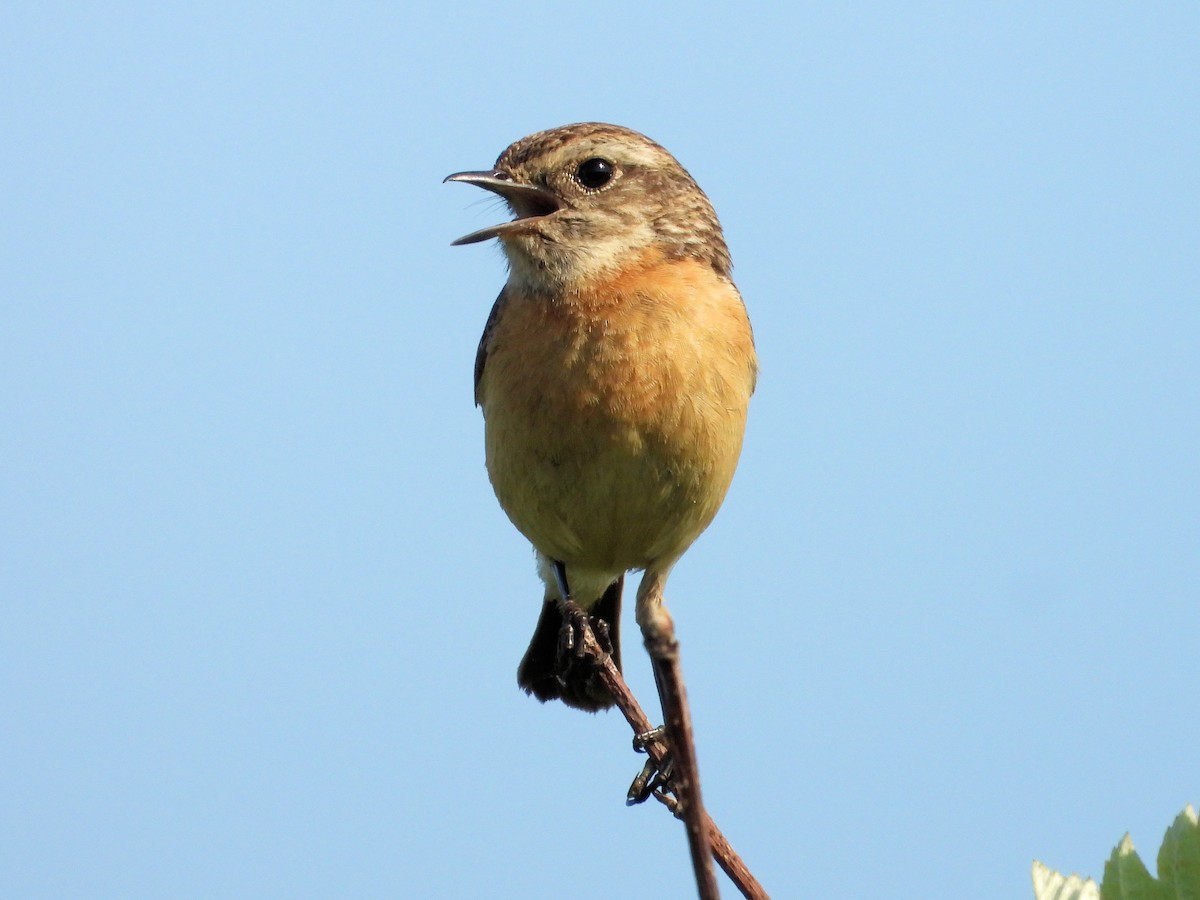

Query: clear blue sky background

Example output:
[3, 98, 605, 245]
[3, 4, 1196, 898]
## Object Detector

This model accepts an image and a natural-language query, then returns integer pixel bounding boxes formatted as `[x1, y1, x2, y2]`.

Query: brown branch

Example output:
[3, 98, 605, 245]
[645, 624, 719, 899]
[559, 600, 770, 900]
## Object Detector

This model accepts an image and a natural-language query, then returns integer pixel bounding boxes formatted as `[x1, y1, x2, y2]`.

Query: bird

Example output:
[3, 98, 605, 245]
[446, 123, 756, 711]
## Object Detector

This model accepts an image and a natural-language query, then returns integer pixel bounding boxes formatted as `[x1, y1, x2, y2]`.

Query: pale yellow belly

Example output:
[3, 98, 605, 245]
[485, 400, 742, 570]
[479, 267, 755, 571]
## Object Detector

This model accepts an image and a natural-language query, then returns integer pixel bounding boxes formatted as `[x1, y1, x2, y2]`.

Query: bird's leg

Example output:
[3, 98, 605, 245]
[551, 559, 572, 606]
[552, 560, 584, 671]
[636, 570, 719, 898]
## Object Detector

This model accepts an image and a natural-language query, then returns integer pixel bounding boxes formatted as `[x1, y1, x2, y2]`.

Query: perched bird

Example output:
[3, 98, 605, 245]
[447, 123, 756, 711]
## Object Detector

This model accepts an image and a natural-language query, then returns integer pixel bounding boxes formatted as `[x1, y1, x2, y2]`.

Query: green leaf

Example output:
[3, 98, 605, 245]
[1101, 833, 1165, 900]
[1036, 806, 1200, 900]
[1155, 806, 1200, 900]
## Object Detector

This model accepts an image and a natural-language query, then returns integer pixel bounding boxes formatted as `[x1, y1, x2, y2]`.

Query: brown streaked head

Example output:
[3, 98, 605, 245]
[445, 123, 731, 288]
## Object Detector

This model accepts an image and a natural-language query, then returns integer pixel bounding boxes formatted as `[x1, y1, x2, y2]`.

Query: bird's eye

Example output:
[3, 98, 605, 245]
[576, 157, 615, 190]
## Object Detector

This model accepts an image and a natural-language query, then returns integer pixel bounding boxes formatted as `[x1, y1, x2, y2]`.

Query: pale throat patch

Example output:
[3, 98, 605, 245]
[502, 220, 659, 293]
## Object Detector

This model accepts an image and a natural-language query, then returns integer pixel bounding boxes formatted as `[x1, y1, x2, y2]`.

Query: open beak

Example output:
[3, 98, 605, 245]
[444, 170, 562, 245]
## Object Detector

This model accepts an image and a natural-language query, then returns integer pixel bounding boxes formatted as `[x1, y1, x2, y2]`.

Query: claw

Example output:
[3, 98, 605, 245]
[627, 756, 658, 804]
[557, 619, 575, 657]
[626, 729, 675, 806]
[592, 616, 614, 656]
[554, 601, 602, 697]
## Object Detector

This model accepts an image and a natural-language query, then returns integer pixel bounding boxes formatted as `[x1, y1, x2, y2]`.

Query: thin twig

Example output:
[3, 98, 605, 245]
[646, 627, 719, 899]
[557, 600, 770, 900]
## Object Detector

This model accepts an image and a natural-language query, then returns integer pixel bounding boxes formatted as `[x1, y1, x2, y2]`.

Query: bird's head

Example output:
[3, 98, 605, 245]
[446, 123, 730, 292]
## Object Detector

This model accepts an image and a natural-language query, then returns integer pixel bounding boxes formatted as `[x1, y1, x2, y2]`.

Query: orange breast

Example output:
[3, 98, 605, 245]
[478, 253, 756, 571]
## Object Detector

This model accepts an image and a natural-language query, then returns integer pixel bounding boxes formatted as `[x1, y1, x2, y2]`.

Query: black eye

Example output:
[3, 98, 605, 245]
[576, 157, 614, 190]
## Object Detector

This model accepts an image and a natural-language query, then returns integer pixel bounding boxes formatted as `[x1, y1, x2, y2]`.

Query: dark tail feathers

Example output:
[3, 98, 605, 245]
[516, 576, 623, 711]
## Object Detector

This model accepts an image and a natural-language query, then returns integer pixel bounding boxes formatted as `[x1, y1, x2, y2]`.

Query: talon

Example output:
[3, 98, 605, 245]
[542, 596, 618, 711]
[592, 616, 614, 656]
[656, 753, 675, 788]
[556, 620, 575, 669]
[627, 757, 658, 804]
[563, 601, 592, 660]
[626, 749, 675, 805]
[555, 603, 597, 690]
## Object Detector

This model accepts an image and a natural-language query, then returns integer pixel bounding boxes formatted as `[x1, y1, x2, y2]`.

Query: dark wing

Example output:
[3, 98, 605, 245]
[474, 287, 507, 407]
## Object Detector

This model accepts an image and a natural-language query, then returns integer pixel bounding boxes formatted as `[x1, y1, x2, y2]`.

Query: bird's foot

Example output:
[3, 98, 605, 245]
[627, 726, 675, 806]
[555, 600, 608, 689]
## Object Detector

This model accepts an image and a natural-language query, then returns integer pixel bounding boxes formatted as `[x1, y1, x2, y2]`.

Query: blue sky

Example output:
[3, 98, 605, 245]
[2, 4, 1197, 898]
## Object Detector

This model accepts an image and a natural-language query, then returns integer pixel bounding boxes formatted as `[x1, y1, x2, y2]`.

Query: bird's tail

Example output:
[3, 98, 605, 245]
[516, 575, 623, 711]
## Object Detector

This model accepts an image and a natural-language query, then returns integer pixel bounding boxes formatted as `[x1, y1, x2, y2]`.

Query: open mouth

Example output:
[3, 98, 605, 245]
[445, 170, 562, 245]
